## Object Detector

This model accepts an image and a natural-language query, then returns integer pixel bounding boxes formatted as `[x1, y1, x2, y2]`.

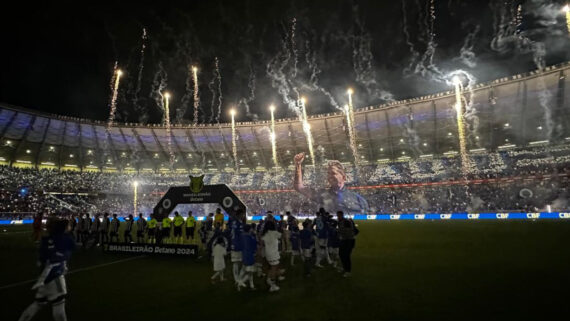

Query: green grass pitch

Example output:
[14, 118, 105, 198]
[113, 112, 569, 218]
[1, 220, 570, 321]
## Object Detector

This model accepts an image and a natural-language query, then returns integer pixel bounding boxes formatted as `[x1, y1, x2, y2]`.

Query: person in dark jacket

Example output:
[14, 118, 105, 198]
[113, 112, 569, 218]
[337, 211, 358, 277]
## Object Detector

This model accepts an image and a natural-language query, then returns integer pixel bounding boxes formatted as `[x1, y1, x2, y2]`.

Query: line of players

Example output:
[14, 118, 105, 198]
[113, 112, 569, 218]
[69, 211, 200, 247]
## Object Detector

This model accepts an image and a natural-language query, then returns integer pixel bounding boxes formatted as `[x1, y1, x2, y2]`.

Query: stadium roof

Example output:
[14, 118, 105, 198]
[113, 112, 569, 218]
[1, 62, 569, 172]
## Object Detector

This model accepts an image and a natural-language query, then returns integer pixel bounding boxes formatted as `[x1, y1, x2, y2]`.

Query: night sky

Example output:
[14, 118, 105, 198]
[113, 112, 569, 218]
[0, 0, 568, 124]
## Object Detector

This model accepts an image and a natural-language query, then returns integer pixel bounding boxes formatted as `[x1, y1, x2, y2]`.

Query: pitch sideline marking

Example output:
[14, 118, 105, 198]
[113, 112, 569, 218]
[0, 255, 145, 291]
[0, 231, 30, 235]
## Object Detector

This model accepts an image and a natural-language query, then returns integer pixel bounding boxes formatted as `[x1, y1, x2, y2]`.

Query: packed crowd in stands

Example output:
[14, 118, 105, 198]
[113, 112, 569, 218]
[0, 146, 568, 218]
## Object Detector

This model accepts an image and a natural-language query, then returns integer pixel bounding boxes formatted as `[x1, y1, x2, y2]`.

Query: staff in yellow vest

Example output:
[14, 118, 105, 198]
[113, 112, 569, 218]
[147, 214, 158, 244]
[214, 208, 224, 229]
[173, 211, 185, 244]
[162, 215, 172, 244]
[186, 211, 196, 242]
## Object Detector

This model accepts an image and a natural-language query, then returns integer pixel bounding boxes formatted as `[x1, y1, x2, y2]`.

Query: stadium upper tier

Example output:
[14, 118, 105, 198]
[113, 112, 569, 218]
[1, 62, 569, 172]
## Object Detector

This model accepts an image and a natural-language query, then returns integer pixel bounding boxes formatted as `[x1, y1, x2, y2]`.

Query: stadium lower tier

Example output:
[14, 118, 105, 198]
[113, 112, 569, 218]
[1, 145, 569, 194]
[1, 174, 567, 218]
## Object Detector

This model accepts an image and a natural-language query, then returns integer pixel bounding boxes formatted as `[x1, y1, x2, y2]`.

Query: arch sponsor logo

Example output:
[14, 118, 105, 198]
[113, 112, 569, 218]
[496, 213, 509, 219]
[559, 213, 570, 219]
[189, 175, 204, 193]
[222, 196, 233, 208]
[414, 214, 425, 220]
[162, 198, 172, 210]
[390, 215, 400, 220]
[467, 214, 479, 219]
[526, 213, 540, 219]
[366, 215, 377, 220]
[440, 214, 452, 220]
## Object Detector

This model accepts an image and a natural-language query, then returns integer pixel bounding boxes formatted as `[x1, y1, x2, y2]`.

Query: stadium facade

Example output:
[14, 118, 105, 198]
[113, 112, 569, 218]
[0, 62, 569, 173]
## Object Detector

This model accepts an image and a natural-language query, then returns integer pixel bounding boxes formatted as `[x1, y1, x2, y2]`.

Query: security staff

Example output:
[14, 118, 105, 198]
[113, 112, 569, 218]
[214, 208, 224, 229]
[147, 215, 158, 244]
[186, 211, 196, 242]
[173, 212, 185, 244]
[161, 215, 172, 244]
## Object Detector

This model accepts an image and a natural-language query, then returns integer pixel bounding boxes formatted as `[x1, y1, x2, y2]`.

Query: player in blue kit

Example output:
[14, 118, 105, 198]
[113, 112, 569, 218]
[288, 215, 301, 266]
[18, 217, 75, 321]
[228, 209, 246, 289]
[327, 218, 341, 269]
[238, 224, 258, 290]
[300, 219, 315, 277]
[314, 211, 331, 267]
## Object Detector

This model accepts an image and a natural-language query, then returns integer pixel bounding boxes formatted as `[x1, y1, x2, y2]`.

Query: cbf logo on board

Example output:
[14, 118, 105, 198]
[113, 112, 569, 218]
[189, 175, 204, 193]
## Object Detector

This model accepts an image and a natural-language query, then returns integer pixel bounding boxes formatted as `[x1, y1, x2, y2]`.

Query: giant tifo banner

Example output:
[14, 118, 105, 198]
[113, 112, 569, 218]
[103, 243, 198, 257]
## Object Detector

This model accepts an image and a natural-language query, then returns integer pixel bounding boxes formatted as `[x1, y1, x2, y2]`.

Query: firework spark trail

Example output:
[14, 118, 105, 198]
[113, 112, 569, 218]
[490, 0, 519, 53]
[150, 61, 168, 110]
[106, 67, 123, 130]
[266, 22, 298, 115]
[515, 4, 523, 34]
[208, 70, 217, 123]
[404, 111, 422, 155]
[418, 0, 441, 77]
[176, 65, 193, 124]
[562, 5, 570, 33]
[163, 92, 175, 166]
[458, 25, 480, 68]
[231, 109, 238, 171]
[303, 39, 342, 110]
[447, 69, 478, 141]
[239, 66, 259, 120]
[177, 64, 192, 124]
[345, 89, 359, 165]
[133, 28, 147, 117]
[402, 0, 444, 80]
[351, 5, 394, 102]
[490, 1, 552, 138]
[290, 18, 298, 78]
[192, 66, 199, 126]
[453, 77, 469, 177]
[533, 42, 553, 139]
[299, 97, 315, 167]
[215, 57, 223, 123]
[402, 0, 421, 74]
[269, 105, 278, 168]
